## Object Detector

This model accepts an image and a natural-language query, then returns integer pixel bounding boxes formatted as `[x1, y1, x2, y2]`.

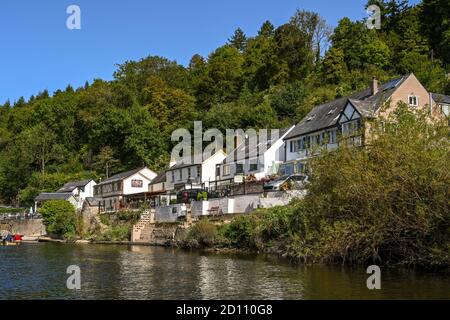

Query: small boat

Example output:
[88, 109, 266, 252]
[1, 241, 21, 246]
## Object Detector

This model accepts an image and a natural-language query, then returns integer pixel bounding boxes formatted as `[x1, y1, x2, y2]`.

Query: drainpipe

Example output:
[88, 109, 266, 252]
[429, 92, 433, 114]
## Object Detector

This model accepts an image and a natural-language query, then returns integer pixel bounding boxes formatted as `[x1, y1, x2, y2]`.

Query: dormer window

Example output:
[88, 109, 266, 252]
[408, 95, 418, 107]
[327, 107, 336, 115]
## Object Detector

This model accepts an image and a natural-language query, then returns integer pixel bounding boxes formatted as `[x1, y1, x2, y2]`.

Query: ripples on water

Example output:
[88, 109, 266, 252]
[0, 243, 448, 300]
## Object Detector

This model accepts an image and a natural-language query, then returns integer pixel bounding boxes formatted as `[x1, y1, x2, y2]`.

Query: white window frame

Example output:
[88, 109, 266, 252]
[223, 165, 230, 176]
[408, 95, 418, 107]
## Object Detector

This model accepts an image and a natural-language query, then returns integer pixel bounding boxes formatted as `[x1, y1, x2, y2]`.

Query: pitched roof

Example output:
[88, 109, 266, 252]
[96, 167, 148, 186]
[432, 93, 450, 104]
[35, 193, 74, 201]
[57, 179, 93, 192]
[168, 150, 225, 171]
[85, 197, 101, 206]
[284, 75, 408, 139]
[149, 172, 166, 184]
[167, 157, 201, 171]
[223, 127, 293, 163]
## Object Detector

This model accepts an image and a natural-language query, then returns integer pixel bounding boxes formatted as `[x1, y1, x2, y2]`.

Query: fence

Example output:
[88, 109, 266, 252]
[208, 180, 264, 198]
[0, 213, 42, 221]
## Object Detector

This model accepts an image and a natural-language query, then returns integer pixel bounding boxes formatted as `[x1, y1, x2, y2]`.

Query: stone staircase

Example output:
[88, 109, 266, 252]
[131, 210, 153, 242]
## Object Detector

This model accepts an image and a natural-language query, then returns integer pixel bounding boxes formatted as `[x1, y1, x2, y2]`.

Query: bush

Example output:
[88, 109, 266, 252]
[99, 225, 130, 241]
[221, 215, 258, 249]
[285, 105, 450, 267]
[117, 210, 140, 223]
[39, 200, 77, 239]
[185, 219, 218, 248]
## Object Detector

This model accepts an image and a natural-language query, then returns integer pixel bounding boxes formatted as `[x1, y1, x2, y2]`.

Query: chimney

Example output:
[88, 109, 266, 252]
[370, 76, 378, 96]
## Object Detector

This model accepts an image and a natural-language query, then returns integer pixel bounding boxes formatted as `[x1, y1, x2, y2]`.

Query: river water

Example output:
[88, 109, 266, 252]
[0, 243, 448, 300]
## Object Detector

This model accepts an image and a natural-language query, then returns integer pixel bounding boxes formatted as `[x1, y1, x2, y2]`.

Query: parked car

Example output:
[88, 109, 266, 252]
[176, 189, 210, 204]
[263, 174, 308, 191]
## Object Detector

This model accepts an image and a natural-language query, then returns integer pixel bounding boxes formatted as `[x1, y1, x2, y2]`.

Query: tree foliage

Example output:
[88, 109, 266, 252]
[40, 200, 78, 239]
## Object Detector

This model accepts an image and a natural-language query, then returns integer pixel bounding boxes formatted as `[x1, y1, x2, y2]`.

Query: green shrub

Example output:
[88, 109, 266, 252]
[117, 210, 140, 223]
[39, 200, 77, 239]
[221, 215, 258, 249]
[99, 225, 130, 241]
[185, 219, 218, 248]
[0, 207, 25, 214]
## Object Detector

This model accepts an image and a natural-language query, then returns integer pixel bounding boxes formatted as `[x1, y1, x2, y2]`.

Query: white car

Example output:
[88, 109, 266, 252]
[263, 174, 308, 191]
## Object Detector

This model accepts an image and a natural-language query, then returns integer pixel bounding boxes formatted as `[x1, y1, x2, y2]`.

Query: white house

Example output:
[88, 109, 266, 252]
[93, 167, 157, 212]
[282, 74, 448, 176]
[165, 150, 227, 192]
[432, 93, 450, 118]
[217, 126, 295, 181]
[34, 193, 78, 212]
[57, 179, 97, 210]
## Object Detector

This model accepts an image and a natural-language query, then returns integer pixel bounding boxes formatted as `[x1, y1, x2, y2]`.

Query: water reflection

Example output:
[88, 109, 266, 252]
[0, 243, 448, 300]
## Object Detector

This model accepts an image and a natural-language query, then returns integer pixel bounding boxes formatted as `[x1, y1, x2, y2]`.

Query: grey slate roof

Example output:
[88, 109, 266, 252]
[149, 172, 166, 184]
[57, 179, 93, 192]
[167, 157, 201, 171]
[35, 193, 73, 201]
[167, 151, 225, 171]
[432, 93, 450, 104]
[85, 197, 101, 206]
[284, 75, 408, 140]
[223, 127, 293, 163]
[96, 167, 146, 186]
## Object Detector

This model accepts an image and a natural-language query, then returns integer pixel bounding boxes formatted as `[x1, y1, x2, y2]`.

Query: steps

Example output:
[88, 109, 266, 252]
[131, 210, 153, 242]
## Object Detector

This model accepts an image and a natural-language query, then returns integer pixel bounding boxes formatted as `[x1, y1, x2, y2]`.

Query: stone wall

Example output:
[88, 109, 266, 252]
[155, 204, 187, 222]
[5, 219, 46, 237]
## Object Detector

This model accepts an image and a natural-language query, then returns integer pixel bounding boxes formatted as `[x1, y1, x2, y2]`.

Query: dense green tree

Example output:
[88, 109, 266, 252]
[228, 28, 248, 52]
[321, 47, 347, 84]
[258, 20, 275, 37]
[40, 200, 78, 239]
[420, 0, 450, 65]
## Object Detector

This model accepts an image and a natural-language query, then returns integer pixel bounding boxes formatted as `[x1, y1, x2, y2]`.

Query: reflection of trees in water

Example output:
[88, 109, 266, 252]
[196, 254, 302, 299]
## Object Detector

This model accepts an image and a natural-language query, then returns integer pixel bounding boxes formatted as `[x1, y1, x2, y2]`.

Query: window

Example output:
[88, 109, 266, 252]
[131, 180, 143, 188]
[329, 130, 337, 144]
[342, 120, 360, 136]
[295, 162, 304, 174]
[291, 138, 306, 152]
[187, 167, 191, 178]
[440, 104, 449, 116]
[223, 165, 230, 176]
[178, 170, 182, 181]
[236, 164, 244, 174]
[171, 171, 175, 182]
[249, 163, 258, 171]
[290, 141, 293, 152]
[408, 95, 418, 107]
[282, 163, 294, 175]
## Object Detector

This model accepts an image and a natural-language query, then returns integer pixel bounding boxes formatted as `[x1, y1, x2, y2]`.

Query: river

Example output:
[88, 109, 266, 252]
[0, 243, 448, 300]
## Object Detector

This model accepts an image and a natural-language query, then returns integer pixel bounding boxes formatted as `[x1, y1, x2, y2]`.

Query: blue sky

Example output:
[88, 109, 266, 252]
[0, 0, 420, 104]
